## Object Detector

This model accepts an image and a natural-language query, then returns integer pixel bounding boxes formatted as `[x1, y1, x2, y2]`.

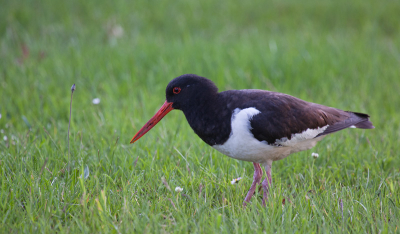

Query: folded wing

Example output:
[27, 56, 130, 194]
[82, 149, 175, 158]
[243, 91, 374, 145]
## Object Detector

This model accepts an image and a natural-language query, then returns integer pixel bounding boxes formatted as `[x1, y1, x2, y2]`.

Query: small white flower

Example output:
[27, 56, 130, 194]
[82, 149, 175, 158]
[0, 129, 4, 134]
[230, 177, 242, 185]
[312, 152, 319, 158]
[175, 187, 183, 192]
[111, 25, 124, 38]
[92, 98, 101, 104]
[0, 113, 2, 119]
[3, 136, 7, 141]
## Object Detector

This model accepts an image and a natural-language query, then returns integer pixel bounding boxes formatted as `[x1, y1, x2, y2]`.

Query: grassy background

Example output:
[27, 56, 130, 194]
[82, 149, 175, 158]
[1, 0, 400, 232]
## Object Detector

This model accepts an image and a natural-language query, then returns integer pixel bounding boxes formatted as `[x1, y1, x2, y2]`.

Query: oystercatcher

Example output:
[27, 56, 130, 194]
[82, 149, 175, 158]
[130, 74, 374, 206]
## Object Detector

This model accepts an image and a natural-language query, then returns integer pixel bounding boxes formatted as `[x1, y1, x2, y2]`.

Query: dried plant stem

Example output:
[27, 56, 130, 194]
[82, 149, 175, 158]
[68, 84, 76, 166]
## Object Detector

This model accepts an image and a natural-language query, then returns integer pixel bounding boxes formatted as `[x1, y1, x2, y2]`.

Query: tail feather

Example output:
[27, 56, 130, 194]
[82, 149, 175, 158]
[352, 112, 374, 129]
[355, 120, 374, 129]
[316, 111, 374, 137]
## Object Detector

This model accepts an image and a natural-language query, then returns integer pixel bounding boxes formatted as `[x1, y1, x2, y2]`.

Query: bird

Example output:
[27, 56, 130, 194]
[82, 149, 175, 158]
[130, 74, 374, 206]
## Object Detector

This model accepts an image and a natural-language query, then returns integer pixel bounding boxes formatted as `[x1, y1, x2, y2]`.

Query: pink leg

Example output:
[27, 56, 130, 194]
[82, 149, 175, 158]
[243, 162, 263, 206]
[262, 163, 272, 206]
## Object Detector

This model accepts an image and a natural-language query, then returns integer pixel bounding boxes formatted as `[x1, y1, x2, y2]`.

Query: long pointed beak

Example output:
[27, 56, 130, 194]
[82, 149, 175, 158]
[130, 101, 174, 143]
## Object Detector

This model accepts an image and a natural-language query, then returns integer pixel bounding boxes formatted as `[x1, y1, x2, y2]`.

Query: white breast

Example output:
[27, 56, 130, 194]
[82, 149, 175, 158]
[212, 108, 328, 164]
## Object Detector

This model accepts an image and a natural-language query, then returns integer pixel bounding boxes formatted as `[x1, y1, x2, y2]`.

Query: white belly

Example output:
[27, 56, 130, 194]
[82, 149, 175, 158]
[212, 108, 327, 164]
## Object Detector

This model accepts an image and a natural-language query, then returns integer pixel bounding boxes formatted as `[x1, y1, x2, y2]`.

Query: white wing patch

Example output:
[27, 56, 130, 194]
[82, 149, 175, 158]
[230, 107, 261, 137]
[273, 125, 329, 146]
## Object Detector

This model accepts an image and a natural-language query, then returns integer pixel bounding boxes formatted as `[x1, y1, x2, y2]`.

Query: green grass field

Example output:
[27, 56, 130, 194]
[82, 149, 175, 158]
[1, 0, 400, 232]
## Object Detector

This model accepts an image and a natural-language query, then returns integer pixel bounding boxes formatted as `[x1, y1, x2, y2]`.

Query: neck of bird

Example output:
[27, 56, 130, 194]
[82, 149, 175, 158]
[181, 93, 232, 145]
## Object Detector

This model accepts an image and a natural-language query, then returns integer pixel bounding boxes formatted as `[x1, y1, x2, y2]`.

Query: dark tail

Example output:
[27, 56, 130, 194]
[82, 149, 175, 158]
[316, 111, 374, 137]
[352, 112, 375, 129]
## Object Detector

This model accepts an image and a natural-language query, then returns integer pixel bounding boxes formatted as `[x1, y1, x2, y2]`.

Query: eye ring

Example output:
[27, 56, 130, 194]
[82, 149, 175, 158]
[173, 87, 181, 94]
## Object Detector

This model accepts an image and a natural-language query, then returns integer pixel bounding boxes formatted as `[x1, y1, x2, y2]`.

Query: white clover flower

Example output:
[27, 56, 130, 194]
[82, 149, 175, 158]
[111, 25, 124, 38]
[92, 98, 101, 104]
[0, 113, 2, 119]
[312, 152, 319, 158]
[175, 187, 183, 192]
[0, 129, 4, 134]
[3, 136, 7, 141]
[230, 177, 242, 185]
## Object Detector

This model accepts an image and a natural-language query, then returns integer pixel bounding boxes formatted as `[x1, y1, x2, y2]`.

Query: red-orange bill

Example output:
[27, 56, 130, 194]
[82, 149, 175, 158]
[130, 101, 174, 143]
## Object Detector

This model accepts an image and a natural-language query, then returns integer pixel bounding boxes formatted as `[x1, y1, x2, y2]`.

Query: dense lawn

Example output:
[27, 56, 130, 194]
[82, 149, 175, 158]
[1, 0, 399, 232]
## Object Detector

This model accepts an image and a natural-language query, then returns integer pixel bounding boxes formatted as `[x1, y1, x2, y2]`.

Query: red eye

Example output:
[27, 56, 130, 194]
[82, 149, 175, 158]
[173, 87, 181, 94]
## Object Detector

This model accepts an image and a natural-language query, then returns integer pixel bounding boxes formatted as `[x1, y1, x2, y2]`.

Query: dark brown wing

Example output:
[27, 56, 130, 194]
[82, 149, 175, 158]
[235, 91, 374, 144]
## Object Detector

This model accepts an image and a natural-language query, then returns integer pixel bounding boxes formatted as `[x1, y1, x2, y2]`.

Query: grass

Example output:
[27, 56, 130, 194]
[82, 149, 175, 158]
[1, 0, 400, 232]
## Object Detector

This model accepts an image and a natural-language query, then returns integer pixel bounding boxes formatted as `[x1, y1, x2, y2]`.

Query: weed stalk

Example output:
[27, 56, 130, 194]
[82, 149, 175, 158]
[68, 84, 76, 169]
